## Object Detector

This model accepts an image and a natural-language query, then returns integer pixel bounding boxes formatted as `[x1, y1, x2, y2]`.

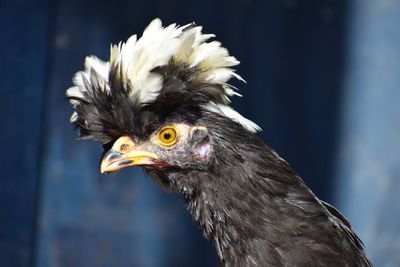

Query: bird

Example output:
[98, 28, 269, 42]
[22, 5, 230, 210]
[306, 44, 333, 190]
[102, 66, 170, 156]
[66, 18, 372, 267]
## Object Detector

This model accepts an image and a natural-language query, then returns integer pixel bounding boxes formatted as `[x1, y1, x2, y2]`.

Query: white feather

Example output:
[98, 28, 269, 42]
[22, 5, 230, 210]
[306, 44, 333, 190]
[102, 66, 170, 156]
[109, 18, 184, 104]
[203, 103, 261, 133]
[66, 85, 85, 100]
[68, 18, 256, 129]
[109, 18, 243, 101]
[67, 56, 110, 106]
[84, 56, 110, 81]
[70, 111, 78, 123]
[199, 68, 244, 85]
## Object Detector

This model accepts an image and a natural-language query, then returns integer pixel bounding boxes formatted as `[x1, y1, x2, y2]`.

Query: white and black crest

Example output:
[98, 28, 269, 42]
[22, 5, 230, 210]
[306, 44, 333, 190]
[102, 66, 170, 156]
[66, 18, 260, 143]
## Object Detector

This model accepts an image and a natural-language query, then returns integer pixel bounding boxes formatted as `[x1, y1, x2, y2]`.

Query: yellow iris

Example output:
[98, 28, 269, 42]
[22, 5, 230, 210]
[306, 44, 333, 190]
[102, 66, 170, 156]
[156, 126, 178, 146]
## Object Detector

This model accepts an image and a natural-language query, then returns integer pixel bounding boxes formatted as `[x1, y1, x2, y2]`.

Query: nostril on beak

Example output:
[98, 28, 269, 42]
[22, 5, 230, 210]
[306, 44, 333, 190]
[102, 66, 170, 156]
[117, 159, 134, 166]
[107, 151, 123, 161]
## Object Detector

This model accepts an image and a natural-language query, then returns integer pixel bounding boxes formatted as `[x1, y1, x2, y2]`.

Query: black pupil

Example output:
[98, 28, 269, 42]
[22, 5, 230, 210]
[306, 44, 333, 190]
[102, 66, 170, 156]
[163, 131, 171, 140]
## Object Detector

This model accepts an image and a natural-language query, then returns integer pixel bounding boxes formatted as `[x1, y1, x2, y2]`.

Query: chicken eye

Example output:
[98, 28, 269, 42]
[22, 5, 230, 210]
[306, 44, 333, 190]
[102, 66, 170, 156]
[157, 126, 178, 146]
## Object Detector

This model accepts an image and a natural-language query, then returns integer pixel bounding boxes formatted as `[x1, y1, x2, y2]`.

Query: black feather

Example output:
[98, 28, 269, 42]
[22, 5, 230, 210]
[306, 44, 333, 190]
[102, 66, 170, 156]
[67, 59, 229, 144]
[66, 21, 373, 267]
[146, 112, 373, 267]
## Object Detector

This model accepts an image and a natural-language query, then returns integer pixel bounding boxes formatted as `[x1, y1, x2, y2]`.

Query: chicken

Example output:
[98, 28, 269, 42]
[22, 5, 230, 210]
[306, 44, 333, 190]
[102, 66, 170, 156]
[66, 19, 372, 267]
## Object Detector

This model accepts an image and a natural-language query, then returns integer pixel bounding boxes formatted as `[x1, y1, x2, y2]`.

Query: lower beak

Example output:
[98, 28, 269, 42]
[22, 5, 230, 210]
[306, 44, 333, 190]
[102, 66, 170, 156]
[100, 149, 159, 173]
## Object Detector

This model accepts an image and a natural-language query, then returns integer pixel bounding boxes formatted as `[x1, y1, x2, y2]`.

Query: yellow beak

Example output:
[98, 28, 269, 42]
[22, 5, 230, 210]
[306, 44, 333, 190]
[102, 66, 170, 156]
[100, 136, 159, 173]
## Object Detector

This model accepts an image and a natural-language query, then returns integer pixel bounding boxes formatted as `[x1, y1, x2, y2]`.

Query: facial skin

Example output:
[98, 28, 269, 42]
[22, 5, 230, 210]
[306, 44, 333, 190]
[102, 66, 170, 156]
[100, 123, 213, 174]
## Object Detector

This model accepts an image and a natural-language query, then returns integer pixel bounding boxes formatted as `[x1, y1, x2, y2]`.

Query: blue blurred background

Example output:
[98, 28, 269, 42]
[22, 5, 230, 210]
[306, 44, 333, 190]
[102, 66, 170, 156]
[1, 0, 399, 266]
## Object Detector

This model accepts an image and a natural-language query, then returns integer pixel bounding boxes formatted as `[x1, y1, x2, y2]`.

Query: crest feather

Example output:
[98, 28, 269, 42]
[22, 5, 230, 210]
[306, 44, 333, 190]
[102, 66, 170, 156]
[203, 103, 261, 133]
[72, 18, 244, 105]
[66, 18, 260, 141]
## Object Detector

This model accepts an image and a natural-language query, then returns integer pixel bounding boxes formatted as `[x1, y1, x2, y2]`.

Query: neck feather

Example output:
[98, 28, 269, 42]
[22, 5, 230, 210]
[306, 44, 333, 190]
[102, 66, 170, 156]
[181, 133, 317, 265]
[161, 115, 370, 266]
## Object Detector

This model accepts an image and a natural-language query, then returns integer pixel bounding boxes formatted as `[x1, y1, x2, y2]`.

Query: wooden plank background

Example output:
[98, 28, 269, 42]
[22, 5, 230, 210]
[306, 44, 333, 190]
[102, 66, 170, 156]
[1, 0, 399, 266]
[0, 0, 49, 266]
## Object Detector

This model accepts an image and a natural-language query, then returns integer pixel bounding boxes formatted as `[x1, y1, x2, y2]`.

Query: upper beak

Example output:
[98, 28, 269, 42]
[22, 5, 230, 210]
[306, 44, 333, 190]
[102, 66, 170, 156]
[100, 136, 159, 173]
